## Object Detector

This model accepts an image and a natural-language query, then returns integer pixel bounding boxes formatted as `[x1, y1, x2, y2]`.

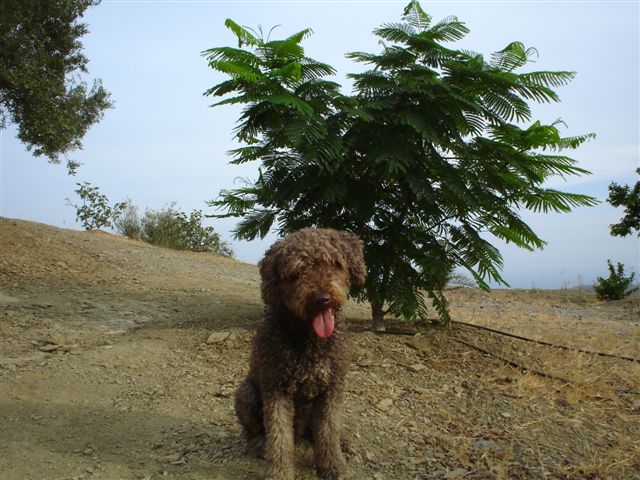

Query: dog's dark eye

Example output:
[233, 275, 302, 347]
[334, 260, 344, 270]
[286, 273, 300, 282]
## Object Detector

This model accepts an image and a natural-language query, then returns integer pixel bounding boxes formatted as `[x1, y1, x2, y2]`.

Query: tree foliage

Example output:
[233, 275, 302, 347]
[607, 168, 640, 237]
[204, 1, 597, 328]
[0, 0, 111, 172]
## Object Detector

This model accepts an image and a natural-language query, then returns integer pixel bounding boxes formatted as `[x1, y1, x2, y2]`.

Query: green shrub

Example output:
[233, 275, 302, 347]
[140, 203, 234, 257]
[594, 260, 638, 300]
[140, 203, 185, 249]
[67, 182, 126, 231]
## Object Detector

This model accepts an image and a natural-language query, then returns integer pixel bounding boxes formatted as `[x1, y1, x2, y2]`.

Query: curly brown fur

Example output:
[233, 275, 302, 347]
[235, 228, 366, 480]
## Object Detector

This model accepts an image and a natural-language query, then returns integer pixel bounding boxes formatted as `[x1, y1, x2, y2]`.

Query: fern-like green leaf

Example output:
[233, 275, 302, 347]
[224, 19, 259, 47]
[490, 42, 536, 71]
[429, 16, 469, 42]
[374, 22, 416, 43]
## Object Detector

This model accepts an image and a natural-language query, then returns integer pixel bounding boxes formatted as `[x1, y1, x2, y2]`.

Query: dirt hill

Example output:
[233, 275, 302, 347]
[1, 217, 638, 479]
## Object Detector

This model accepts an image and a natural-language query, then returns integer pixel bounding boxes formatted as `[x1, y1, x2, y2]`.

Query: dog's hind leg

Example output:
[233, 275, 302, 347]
[234, 378, 265, 457]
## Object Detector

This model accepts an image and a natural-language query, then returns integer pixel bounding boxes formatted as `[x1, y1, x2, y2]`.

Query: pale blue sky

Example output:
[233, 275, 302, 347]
[1, 0, 638, 288]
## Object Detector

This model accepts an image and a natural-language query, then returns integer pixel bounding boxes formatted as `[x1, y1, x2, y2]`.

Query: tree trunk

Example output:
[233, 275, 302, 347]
[371, 301, 386, 332]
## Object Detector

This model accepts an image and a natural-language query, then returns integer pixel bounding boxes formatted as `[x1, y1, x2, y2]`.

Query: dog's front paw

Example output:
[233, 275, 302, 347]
[316, 459, 348, 480]
[266, 465, 295, 480]
[265, 474, 294, 480]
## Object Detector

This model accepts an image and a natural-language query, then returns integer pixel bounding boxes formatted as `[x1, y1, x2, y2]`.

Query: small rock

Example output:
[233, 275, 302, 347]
[0, 294, 20, 304]
[409, 363, 426, 372]
[38, 344, 61, 352]
[500, 412, 511, 418]
[377, 398, 393, 411]
[472, 439, 496, 451]
[160, 453, 182, 463]
[83, 448, 94, 455]
[357, 358, 373, 368]
[206, 332, 230, 345]
[589, 437, 605, 447]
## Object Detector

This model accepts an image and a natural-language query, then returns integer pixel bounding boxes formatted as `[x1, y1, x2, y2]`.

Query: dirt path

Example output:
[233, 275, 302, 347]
[1, 218, 639, 479]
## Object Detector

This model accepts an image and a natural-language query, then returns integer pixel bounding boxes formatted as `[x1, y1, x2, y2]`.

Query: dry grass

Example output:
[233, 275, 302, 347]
[446, 288, 639, 358]
[434, 288, 640, 478]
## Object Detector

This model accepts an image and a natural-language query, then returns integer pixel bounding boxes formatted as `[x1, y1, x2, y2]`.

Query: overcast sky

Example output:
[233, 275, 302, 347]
[1, 0, 638, 289]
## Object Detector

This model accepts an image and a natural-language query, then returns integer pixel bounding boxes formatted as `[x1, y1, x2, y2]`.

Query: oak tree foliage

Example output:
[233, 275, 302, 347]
[0, 0, 111, 172]
[607, 168, 640, 237]
[204, 1, 597, 329]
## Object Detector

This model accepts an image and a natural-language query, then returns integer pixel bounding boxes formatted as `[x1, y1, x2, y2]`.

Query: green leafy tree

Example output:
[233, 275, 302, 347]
[0, 0, 111, 173]
[67, 182, 127, 230]
[204, 2, 597, 329]
[607, 168, 640, 237]
[594, 260, 638, 301]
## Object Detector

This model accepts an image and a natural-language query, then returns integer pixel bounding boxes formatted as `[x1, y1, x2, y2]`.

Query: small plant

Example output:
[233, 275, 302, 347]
[67, 182, 126, 231]
[594, 260, 638, 300]
[114, 201, 142, 239]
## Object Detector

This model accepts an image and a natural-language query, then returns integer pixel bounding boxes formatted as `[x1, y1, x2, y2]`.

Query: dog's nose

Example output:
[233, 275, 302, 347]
[316, 293, 331, 308]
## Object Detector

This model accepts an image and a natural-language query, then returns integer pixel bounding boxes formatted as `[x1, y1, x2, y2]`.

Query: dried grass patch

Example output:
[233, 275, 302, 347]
[339, 288, 640, 478]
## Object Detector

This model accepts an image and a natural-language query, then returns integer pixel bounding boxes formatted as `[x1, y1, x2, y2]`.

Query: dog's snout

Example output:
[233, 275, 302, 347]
[316, 293, 331, 308]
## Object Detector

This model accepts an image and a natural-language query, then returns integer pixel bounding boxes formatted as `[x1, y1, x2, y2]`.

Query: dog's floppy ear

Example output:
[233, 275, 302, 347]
[339, 231, 367, 286]
[258, 241, 283, 306]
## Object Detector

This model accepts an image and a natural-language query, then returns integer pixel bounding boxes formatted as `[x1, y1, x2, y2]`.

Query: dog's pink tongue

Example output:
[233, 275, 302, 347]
[312, 309, 335, 338]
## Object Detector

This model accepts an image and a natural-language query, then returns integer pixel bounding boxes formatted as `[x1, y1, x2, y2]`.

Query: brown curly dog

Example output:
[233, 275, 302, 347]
[235, 228, 366, 480]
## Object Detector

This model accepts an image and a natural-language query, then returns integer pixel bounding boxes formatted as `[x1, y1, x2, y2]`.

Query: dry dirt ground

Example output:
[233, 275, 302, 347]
[1, 218, 638, 480]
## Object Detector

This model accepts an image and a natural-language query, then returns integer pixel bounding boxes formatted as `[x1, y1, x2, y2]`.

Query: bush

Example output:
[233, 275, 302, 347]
[594, 260, 638, 300]
[113, 201, 142, 239]
[140, 203, 186, 249]
[137, 203, 234, 257]
[67, 182, 126, 231]
[176, 209, 234, 256]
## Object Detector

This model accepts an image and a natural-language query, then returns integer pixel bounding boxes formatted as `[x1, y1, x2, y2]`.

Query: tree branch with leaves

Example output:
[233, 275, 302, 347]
[0, 0, 111, 174]
[607, 168, 640, 237]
